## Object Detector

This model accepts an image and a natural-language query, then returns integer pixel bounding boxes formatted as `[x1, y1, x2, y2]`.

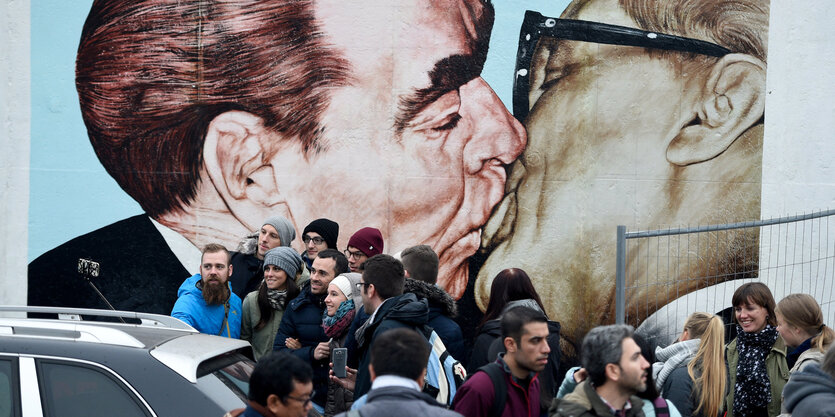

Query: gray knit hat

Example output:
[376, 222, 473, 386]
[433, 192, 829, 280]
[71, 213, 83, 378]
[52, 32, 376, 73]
[263, 247, 303, 278]
[263, 215, 296, 247]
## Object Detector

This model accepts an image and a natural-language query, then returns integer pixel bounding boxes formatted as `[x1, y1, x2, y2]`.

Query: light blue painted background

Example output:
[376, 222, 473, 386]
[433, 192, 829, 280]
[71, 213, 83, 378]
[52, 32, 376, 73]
[28, 0, 570, 261]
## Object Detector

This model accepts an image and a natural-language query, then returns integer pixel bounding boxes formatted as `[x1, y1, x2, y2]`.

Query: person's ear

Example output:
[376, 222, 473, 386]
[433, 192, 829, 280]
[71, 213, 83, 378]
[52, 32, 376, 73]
[666, 54, 766, 166]
[228, 264, 233, 278]
[503, 336, 517, 353]
[369, 363, 377, 381]
[266, 393, 284, 415]
[605, 362, 621, 382]
[203, 110, 285, 208]
[417, 367, 427, 388]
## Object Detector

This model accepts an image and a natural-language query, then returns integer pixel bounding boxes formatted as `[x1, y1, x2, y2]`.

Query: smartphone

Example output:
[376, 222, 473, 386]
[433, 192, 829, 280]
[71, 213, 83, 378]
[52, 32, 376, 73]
[332, 347, 347, 378]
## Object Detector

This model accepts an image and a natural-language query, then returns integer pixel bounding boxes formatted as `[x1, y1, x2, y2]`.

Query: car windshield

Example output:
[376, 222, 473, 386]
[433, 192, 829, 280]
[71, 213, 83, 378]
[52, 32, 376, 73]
[195, 352, 254, 409]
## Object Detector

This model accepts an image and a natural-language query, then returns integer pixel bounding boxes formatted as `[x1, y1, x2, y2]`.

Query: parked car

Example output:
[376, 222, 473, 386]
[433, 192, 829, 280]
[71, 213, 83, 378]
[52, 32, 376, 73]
[0, 306, 255, 416]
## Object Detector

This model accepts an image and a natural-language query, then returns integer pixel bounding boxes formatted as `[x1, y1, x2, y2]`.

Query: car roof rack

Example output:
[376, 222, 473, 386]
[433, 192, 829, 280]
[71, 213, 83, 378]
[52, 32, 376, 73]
[0, 305, 195, 331]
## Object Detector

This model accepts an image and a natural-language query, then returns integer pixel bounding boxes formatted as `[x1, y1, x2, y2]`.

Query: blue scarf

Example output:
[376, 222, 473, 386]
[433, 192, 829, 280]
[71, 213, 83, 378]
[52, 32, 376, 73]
[322, 299, 356, 338]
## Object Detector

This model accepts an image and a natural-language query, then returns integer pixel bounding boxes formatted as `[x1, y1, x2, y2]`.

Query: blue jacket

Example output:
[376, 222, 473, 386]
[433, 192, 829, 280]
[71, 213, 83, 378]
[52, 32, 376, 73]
[273, 283, 329, 407]
[171, 274, 242, 338]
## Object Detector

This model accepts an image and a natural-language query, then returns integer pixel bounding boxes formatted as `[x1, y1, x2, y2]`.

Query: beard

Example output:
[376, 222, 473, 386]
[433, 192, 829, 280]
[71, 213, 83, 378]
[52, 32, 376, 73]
[202, 278, 230, 305]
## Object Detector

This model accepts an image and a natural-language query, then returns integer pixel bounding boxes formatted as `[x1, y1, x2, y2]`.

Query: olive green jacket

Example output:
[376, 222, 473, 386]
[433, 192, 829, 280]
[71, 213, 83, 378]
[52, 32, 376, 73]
[240, 291, 285, 361]
[725, 336, 789, 417]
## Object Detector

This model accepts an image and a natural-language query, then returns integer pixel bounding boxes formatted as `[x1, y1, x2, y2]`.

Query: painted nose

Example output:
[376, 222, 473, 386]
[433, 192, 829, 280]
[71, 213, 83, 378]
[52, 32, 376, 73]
[459, 77, 526, 175]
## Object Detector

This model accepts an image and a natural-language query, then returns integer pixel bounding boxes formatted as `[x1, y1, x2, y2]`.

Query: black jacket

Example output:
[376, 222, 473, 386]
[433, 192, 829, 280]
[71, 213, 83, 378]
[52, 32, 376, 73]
[28, 215, 189, 315]
[404, 278, 467, 362]
[273, 283, 329, 406]
[228, 251, 263, 299]
[354, 293, 429, 398]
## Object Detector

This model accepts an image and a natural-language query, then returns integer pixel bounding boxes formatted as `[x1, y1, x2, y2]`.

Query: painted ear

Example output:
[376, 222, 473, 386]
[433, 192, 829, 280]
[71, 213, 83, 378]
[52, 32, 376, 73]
[666, 54, 766, 166]
[203, 111, 284, 207]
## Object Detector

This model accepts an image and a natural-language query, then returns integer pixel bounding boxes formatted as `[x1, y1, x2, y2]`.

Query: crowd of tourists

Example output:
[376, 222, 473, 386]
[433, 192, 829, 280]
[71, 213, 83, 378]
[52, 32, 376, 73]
[169, 215, 835, 417]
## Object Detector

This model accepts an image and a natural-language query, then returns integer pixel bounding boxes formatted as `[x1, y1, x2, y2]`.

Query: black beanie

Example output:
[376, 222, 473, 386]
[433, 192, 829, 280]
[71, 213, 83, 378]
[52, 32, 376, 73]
[303, 218, 339, 249]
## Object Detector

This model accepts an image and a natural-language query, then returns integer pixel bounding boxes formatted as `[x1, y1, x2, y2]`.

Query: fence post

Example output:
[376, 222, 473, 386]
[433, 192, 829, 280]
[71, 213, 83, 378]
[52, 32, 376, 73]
[616, 225, 626, 324]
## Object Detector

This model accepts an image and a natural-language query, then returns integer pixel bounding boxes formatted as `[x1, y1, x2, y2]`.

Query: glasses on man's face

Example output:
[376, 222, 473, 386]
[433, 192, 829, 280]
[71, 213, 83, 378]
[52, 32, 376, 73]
[513, 10, 732, 123]
[303, 235, 325, 245]
[285, 390, 316, 407]
[355, 282, 372, 291]
[344, 249, 366, 260]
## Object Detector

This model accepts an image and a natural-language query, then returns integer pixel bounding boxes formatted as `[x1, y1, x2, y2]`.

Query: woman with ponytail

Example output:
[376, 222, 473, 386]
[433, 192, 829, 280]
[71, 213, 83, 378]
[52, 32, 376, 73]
[653, 312, 726, 417]
[241, 247, 302, 360]
[776, 293, 834, 373]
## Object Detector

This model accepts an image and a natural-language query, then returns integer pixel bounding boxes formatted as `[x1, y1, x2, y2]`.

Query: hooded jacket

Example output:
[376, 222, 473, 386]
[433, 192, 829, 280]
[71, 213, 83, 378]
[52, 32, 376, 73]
[404, 278, 466, 362]
[337, 385, 464, 417]
[782, 363, 835, 416]
[171, 274, 242, 338]
[353, 293, 430, 398]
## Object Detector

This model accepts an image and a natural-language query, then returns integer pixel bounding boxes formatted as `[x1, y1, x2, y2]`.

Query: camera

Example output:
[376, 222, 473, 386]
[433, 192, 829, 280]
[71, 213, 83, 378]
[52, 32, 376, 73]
[77, 258, 101, 278]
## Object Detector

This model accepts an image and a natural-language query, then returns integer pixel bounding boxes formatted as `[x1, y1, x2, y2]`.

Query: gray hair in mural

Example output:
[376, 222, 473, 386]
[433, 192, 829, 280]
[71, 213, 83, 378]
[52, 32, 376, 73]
[478, 0, 769, 350]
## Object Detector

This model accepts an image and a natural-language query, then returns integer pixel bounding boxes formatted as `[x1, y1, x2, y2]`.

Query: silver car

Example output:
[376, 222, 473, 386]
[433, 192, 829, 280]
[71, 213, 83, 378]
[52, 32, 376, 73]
[0, 306, 254, 416]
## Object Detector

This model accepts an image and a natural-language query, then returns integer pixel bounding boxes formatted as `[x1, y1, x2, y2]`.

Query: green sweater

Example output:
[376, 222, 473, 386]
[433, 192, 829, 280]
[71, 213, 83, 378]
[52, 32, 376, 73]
[241, 291, 286, 361]
[725, 336, 789, 417]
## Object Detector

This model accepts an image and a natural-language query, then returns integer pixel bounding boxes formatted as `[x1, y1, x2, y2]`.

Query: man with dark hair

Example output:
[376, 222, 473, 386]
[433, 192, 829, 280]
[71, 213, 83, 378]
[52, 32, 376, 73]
[453, 306, 549, 417]
[345, 228, 384, 273]
[402, 244, 466, 362]
[234, 352, 314, 417]
[337, 254, 430, 398]
[334, 328, 463, 417]
[550, 324, 649, 417]
[782, 343, 835, 416]
[274, 249, 349, 409]
[29, 0, 524, 315]
[171, 244, 242, 338]
[230, 215, 297, 299]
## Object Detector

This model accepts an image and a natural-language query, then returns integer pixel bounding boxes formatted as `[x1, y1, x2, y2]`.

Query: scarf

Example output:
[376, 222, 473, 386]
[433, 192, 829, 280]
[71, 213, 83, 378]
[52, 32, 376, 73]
[266, 289, 287, 311]
[322, 299, 356, 338]
[652, 338, 701, 390]
[733, 324, 778, 417]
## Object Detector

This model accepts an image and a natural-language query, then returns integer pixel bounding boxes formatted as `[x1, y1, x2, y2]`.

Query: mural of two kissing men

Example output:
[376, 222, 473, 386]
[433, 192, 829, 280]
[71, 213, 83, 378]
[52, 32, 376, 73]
[29, 0, 769, 355]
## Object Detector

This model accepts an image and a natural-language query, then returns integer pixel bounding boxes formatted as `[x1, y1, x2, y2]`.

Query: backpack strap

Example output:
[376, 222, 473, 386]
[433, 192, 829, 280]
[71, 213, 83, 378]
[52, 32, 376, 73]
[651, 397, 670, 417]
[478, 362, 507, 417]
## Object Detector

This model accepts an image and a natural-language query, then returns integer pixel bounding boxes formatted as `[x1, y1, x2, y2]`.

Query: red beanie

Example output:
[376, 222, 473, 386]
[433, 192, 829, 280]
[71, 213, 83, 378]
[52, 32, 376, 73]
[348, 227, 384, 257]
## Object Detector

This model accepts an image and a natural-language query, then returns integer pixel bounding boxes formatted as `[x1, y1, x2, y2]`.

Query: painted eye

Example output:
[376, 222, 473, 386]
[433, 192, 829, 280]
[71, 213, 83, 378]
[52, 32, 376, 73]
[432, 113, 462, 132]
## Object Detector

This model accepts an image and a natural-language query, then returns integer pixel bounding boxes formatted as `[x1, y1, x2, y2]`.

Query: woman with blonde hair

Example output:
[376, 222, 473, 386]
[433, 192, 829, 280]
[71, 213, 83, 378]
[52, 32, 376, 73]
[653, 312, 726, 417]
[776, 293, 835, 373]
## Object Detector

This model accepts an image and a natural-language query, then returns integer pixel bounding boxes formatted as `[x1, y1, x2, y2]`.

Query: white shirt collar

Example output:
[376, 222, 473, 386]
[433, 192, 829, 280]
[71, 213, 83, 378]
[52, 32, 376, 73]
[149, 217, 201, 274]
[370, 375, 421, 392]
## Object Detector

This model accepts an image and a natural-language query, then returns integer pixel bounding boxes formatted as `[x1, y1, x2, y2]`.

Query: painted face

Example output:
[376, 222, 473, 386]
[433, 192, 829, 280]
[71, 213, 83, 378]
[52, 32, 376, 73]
[325, 284, 349, 316]
[477, 0, 763, 342]
[345, 246, 368, 273]
[263, 264, 289, 291]
[271, 0, 525, 299]
[617, 337, 649, 395]
[257, 225, 282, 259]
[511, 322, 551, 374]
[303, 232, 327, 260]
[200, 250, 231, 287]
[735, 300, 768, 333]
[309, 256, 337, 295]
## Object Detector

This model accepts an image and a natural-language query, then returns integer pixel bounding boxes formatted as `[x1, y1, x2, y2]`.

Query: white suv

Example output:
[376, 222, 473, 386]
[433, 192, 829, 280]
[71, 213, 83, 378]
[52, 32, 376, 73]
[0, 306, 254, 417]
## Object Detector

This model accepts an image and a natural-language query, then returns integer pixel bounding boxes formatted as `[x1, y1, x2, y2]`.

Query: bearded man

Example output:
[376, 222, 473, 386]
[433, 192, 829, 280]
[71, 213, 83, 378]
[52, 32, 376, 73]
[171, 243, 243, 338]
